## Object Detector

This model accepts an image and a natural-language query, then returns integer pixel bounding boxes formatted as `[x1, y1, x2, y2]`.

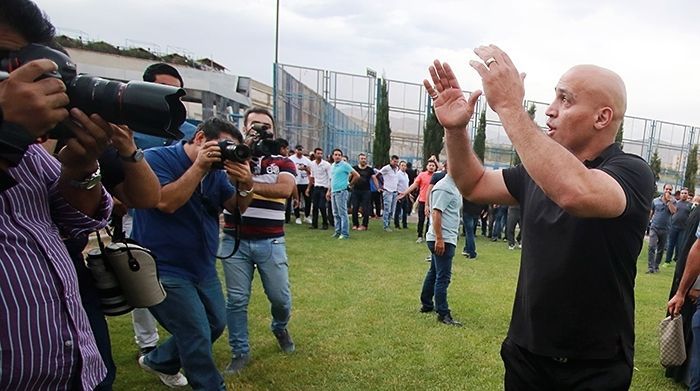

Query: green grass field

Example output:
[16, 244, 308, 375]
[106, 222, 688, 390]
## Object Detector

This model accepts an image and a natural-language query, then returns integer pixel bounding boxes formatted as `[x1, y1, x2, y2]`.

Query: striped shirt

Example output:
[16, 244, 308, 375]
[0, 145, 111, 390]
[224, 155, 296, 239]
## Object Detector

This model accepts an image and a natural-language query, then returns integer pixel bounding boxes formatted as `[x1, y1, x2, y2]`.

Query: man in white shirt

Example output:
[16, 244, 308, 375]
[380, 155, 401, 231]
[394, 160, 411, 229]
[306, 147, 332, 229]
[289, 144, 313, 224]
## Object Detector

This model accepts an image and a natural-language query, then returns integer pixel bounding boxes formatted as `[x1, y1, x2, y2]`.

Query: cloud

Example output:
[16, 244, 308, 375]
[34, 0, 700, 126]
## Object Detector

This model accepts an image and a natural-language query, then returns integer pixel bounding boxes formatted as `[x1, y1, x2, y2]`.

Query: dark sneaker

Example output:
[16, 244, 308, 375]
[321, 224, 329, 230]
[420, 305, 434, 313]
[437, 313, 463, 327]
[224, 354, 251, 375]
[273, 329, 295, 353]
[308, 225, 318, 230]
[137, 345, 155, 359]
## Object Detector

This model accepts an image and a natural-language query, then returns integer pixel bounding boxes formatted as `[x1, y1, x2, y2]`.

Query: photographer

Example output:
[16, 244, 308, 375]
[648, 184, 677, 273]
[131, 117, 253, 390]
[0, 1, 116, 389]
[219, 107, 297, 374]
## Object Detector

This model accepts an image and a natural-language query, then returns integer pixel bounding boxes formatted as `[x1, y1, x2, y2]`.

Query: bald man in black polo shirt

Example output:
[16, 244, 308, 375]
[424, 46, 654, 389]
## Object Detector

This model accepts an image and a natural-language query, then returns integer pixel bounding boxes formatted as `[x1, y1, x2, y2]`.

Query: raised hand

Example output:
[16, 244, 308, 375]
[423, 60, 481, 130]
[469, 45, 526, 113]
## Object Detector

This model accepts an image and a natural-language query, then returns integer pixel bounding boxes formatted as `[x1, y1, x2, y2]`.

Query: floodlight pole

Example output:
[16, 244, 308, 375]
[273, 0, 280, 127]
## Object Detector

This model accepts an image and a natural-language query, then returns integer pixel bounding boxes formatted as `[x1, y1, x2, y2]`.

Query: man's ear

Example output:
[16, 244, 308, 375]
[594, 107, 614, 131]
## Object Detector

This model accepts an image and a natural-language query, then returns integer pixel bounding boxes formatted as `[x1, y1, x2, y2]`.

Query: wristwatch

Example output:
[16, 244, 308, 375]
[238, 185, 254, 197]
[119, 148, 144, 163]
[69, 166, 102, 190]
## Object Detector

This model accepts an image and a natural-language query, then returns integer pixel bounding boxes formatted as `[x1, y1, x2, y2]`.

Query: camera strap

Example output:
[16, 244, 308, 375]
[216, 206, 242, 259]
[96, 226, 141, 272]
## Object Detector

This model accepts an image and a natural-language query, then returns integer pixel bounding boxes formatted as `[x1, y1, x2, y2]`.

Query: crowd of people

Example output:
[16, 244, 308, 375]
[8, 1, 700, 390]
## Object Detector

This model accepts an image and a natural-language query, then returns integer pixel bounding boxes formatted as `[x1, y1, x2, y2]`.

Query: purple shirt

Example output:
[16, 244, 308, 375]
[0, 145, 111, 390]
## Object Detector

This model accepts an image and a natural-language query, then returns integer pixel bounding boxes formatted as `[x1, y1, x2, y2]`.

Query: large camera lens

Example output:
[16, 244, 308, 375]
[1, 44, 187, 140]
[69, 76, 186, 139]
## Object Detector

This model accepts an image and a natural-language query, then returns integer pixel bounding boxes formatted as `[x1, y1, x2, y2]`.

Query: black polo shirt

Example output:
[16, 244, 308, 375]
[502, 143, 654, 360]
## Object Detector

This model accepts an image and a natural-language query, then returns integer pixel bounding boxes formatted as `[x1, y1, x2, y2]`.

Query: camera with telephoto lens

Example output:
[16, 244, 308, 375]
[249, 123, 278, 157]
[0, 43, 187, 140]
[212, 140, 252, 170]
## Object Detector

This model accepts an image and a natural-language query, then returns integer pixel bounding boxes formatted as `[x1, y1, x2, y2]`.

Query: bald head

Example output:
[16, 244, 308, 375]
[561, 65, 627, 127]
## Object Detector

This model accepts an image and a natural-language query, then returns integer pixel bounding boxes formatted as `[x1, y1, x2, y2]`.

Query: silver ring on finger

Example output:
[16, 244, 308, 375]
[485, 57, 497, 68]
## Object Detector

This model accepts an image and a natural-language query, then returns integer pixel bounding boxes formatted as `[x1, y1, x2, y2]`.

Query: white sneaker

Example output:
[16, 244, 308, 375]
[295, 218, 302, 225]
[508, 245, 515, 250]
[138, 356, 188, 388]
[416, 237, 424, 243]
[305, 216, 312, 224]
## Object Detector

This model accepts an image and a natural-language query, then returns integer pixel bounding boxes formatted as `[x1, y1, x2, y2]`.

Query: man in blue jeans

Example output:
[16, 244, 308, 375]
[328, 148, 359, 239]
[420, 173, 463, 326]
[219, 107, 298, 374]
[132, 118, 254, 390]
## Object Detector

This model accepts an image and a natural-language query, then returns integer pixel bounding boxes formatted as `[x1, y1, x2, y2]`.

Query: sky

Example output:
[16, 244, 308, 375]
[35, 0, 700, 126]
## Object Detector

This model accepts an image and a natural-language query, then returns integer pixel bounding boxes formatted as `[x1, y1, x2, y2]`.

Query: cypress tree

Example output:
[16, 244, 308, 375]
[372, 78, 391, 167]
[422, 107, 444, 165]
[473, 108, 486, 163]
[684, 144, 698, 192]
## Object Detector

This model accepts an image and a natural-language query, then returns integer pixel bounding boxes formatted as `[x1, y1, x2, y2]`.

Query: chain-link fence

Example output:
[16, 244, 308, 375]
[274, 63, 700, 190]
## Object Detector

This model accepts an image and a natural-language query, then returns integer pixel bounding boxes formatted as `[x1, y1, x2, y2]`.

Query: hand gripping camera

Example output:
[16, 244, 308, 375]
[0, 43, 187, 139]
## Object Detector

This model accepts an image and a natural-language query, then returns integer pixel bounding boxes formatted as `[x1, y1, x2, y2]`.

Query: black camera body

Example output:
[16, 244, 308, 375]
[0, 43, 187, 140]
[212, 140, 252, 169]
[249, 123, 277, 157]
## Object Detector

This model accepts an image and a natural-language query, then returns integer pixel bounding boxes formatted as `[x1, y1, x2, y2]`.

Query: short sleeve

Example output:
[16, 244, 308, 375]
[430, 189, 450, 212]
[144, 149, 177, 186]
[597, 154, 655, 219]
[502, 165, 527, 203]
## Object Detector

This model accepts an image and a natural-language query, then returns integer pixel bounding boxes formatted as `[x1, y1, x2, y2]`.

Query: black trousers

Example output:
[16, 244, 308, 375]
[417, 201, 428, 238]
[500, 337, 632, 391]
[294, 184, 311, 218]
[394, 197, 410, 228]
[371, 191, 382, 217]
[351, 189, 371, 227]
[311, 186, 329, 227]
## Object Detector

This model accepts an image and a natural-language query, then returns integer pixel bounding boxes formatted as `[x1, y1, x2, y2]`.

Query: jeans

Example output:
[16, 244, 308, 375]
[420, 241, 456, 316]
[145, 275, 226, 391]
[648, 227, 668, 272]
[394, 197, 410, 228]
[666, 226, 685, 263]
[310, 186, 329, 228]
[382, 191, 398, 229]
[462, 215, 477, 257]
[351, 189, 371, 227]
[492, 207, 507, 239]
[220, 234, 292, 356]
[332, 190, 350, 237]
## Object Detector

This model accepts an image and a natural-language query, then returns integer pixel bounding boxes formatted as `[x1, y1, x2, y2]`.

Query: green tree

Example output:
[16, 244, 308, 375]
[422, 107, 444, 166]
[684, 144, 698, 192]
[615, 121, 624, 149]
[473, 108, 487, 163]
[372, 78, 391, 167]
[650, 150, 661, 183]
